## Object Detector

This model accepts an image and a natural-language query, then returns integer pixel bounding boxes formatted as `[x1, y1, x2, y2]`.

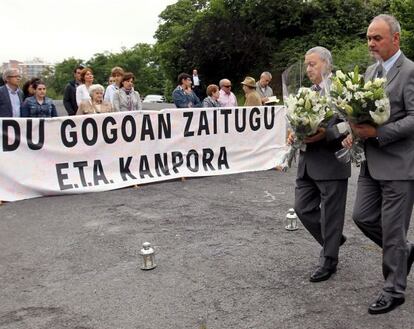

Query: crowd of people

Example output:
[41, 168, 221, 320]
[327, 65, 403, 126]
[171, 70, 275, 109]
[0, 63, 276, 118]
[0, 65, 145, 118]
[0, 12, 413, 316]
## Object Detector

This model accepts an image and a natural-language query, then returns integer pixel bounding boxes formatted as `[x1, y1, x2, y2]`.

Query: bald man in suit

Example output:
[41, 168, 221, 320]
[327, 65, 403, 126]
[345, 14, 414, 315]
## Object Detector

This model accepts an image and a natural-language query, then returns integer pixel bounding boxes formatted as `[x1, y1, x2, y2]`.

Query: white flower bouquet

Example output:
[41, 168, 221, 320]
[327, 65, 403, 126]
[278, 87, 333, 169]
[330, 66, 390, 164]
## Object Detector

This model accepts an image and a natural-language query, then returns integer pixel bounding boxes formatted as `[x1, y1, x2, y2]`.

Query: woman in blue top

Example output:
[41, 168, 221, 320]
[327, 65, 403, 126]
[20, 80, 57, 117]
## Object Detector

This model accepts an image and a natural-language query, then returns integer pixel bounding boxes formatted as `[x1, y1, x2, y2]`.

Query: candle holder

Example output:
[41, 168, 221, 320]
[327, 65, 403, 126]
[285, 208, 299, 231]
[140, 242, 157, 270]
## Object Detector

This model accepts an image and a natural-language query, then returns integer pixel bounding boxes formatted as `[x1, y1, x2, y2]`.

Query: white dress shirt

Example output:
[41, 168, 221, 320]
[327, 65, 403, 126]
[218, 89, 238, 107]
[6, 85, 21, 117]
[76, 84, 91, 106]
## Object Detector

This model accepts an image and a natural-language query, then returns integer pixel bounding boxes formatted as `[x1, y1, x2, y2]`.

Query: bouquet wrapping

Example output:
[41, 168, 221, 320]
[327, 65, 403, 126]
[277, 87, 333, 170]
[330, 66, 390, 165]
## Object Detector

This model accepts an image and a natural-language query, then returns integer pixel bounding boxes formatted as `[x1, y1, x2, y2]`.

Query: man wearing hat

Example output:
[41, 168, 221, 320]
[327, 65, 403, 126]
[241, 76, 262, 106]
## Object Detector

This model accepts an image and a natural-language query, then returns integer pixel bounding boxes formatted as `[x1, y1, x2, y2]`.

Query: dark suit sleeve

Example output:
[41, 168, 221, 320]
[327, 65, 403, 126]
[63, 84, 75, 115]
[0, 86, 12, 117]
[325, 115, 347, 143]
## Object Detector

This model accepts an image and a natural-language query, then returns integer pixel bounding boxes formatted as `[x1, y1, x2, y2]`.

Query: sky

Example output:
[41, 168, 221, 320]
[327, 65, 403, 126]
[1, 0, 177, 64]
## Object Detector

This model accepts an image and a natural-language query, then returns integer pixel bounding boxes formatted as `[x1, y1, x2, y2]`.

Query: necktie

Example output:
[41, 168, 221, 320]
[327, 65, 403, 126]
[311, 84, 321, 92]
[376, 64, 384, 78]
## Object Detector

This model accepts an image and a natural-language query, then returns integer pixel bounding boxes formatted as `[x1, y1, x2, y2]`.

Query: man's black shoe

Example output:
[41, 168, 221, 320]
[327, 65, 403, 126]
[368, 293, 405, 314]
[407, 245, 414, 276]
[340, 235, 347, 246]
[309, 266, 336, 282]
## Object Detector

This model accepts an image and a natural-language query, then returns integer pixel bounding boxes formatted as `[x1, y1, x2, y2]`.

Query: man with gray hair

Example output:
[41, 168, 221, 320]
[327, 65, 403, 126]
[343, 14, 414, 314]
[305, 46, 333, 91]
[0, 68, 24, 117]
[256, 71, 273, 104]
[292, 46, 350, 283]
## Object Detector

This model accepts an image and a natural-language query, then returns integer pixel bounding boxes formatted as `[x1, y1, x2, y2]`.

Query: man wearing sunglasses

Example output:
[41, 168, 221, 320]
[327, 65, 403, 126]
[218, 79, 237, 107]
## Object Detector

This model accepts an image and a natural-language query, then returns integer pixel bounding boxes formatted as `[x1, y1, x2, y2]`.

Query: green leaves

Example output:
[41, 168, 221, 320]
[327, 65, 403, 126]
[47, 44, 165, 98]
[353, 66, 360, 85]
[391, 0, 414, 59]
[154, 0, 392, 98]
[330, 67, 390, 125]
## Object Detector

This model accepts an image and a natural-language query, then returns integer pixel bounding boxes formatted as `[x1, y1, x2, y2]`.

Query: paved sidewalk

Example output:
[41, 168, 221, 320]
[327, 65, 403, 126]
[1, 167, 414, 329]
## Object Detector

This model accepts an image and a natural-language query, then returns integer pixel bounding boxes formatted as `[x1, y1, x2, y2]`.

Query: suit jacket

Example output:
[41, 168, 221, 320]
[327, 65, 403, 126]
[364, 53, 414, 180]
[0, 85, 23, 117]
[297, 114, 351, 180]
[76, 100, 113, 115]
[63, 80, 78, 116]
[244, 91, 262, 106]
[191, 75, 202, 88]
[113, 88, 142, 112]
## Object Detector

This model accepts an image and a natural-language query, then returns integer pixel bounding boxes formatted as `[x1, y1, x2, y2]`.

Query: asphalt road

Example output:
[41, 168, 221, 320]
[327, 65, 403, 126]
[1, 164, 414, 329]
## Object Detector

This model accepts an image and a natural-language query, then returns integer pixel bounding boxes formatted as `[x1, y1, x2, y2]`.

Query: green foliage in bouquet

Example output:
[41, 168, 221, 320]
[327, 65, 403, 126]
[330, 66, 390, 125]
[281, 87, 334, 168]
[286, 87, 333, 136]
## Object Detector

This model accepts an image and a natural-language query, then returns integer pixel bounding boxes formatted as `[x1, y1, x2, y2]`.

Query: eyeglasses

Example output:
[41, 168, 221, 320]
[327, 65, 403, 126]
[223, 85, 231, 88]
[8, 75, 21, 78]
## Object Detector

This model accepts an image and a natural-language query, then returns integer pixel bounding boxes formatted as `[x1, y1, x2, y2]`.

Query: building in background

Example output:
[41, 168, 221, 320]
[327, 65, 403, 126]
[2, 59, 54, 80]
[2, 60, 22, 72]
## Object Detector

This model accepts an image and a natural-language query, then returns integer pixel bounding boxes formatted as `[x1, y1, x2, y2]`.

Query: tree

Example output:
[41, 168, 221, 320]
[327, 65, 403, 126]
[391, 0, 414, 59]
[85, 44, 165, 95]
[47, 44, 165, 98]
[332, 39, 373, 72]
[45, 58, 84, 98]
[154, 0, 390, 98]
[154, 0, 209, 82]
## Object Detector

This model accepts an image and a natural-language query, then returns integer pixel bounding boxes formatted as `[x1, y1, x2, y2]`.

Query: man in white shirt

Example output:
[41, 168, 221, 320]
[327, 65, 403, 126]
[218, 79, 238, 107]
[256, 71, 274, 104]
[191, 69, 203, 99]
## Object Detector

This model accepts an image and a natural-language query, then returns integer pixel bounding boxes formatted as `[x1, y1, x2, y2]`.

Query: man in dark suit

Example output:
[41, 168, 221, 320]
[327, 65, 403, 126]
[63, 65, 83, 116]
[293, 46, 351, 283]
[0, 68, 24, 117]
[344, 14, 414, 315]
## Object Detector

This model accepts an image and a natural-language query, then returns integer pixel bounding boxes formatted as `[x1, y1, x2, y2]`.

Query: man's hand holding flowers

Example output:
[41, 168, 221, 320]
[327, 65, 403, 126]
[304, 127, 326, 143]
[351, 123, 378, 139]
[276, 87, 333, 169]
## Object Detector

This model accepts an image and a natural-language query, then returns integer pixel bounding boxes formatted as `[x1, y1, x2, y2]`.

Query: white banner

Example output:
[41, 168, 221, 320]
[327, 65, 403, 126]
[0, 106, 287, 201]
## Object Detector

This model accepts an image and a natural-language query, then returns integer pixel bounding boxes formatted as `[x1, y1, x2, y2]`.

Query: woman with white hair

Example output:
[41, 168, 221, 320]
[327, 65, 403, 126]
[76, 84, 113, 115]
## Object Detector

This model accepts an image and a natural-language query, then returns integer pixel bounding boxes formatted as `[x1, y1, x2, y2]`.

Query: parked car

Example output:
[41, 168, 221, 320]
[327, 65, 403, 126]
[143, 94, 165, 103]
